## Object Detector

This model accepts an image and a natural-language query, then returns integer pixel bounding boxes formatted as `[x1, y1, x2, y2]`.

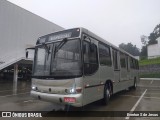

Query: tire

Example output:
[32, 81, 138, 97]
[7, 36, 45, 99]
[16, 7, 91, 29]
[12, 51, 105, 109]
[133, 79, 137, 89]
[102, 85, 110, 105]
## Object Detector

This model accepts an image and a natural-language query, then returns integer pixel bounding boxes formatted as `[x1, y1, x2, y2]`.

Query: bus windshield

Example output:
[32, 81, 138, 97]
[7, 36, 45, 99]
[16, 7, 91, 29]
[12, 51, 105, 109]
[33, 39, 82, 78]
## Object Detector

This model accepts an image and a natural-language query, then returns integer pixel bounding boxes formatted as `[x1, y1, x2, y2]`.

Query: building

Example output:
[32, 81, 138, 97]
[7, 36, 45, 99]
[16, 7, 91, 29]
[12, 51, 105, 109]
[147, 37, 160, 59]
[0, 0, 63, 81]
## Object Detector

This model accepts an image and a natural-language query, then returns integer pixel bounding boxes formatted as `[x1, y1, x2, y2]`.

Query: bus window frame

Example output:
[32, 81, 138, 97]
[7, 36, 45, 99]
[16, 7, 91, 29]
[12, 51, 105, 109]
[126, 55, 130, 71]
[98, 42, 112, 67]
[82, 34, 99, 76]
[112, 48, 120, 71]
[120, 52, 127, 69]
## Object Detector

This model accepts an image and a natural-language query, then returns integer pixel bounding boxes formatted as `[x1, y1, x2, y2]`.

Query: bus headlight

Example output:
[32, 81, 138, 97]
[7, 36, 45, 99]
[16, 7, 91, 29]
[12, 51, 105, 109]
[69, 88, 76, 94]
[32, 86, 36, 91]
[65, 88, 76, 94]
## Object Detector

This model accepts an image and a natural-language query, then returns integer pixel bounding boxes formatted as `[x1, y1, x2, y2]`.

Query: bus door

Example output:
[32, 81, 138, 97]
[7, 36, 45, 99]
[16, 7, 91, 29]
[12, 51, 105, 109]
[44, 44, 53, 76]
[82, 35, 100, 105]
[120, 53, 128, 82]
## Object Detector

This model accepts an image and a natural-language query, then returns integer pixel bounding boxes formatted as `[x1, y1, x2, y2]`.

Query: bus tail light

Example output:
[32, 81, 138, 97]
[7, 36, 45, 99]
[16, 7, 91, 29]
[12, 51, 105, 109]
[64, 97, 76, 103]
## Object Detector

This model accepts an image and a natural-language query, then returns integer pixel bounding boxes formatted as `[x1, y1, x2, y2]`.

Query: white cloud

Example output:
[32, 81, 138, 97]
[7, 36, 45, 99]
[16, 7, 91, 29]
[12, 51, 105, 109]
[8, 0, 160, 49]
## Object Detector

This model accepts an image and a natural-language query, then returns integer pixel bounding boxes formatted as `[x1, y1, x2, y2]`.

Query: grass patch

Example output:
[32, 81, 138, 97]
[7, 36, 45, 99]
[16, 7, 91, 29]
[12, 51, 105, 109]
[139, 73, 160, 78]
[139, 57, 160, 66]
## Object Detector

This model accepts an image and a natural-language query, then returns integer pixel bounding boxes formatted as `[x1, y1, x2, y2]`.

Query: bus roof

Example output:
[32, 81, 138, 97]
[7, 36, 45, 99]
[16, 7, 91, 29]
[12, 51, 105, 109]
[80, 27, 137, 59]
[37, 27, 137, 60]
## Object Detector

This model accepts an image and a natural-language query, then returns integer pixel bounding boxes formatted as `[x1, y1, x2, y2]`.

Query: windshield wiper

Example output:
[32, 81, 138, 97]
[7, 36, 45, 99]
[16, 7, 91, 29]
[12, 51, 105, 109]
[53, 38, 68, 58]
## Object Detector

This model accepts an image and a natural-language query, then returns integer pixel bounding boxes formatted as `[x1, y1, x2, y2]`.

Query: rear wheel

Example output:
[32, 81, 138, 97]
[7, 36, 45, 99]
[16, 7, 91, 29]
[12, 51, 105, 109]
[133, 79, 137, 89]
[102, 84, 110, 105]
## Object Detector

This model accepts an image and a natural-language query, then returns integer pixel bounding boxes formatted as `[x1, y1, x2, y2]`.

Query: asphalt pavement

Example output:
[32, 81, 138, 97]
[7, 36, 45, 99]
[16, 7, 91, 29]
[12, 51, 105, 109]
[0, 79, 160, 120]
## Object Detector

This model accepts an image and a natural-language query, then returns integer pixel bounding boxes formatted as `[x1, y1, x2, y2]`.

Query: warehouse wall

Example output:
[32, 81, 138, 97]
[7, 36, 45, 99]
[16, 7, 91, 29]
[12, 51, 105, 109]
[0, 0, 63, 68]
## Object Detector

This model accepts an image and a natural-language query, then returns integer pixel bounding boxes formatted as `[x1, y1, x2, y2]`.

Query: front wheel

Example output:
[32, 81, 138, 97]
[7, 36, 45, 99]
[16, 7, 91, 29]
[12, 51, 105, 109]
[133, 79, 137, 89]
[102, 85, 110, 105]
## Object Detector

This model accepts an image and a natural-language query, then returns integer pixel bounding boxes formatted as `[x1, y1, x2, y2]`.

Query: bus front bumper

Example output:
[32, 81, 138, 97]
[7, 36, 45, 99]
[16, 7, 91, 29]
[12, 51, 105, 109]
[31, 91, 83, 107]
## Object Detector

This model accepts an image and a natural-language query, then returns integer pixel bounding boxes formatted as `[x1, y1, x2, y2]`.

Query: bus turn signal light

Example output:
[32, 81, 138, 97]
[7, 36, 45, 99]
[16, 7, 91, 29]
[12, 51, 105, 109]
[76, 88, 82, 93]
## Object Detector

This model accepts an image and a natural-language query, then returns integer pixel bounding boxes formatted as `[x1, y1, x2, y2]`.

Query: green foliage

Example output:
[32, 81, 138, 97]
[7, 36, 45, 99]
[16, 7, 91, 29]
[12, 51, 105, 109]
[139, 57, 160, 66]
[140, 56, 147, 60]
[119, 43, 140, 56]
[148, 33, 157, 45]
[140, 46, 147, 58]
[153, 24, 160, 40]
[139, 73, 160, 78]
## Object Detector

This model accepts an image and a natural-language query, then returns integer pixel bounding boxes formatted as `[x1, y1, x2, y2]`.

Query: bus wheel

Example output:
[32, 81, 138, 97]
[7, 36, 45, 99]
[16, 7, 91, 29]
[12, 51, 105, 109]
[133, 79, 137, 89]
[102, 85, 110, 105]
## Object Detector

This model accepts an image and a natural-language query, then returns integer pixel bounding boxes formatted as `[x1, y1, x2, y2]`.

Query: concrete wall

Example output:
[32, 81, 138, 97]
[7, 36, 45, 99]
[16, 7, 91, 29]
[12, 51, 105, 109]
[140, 64, 160, 74]
[0, 0, 63, 69]
[148, 37, 160, 59]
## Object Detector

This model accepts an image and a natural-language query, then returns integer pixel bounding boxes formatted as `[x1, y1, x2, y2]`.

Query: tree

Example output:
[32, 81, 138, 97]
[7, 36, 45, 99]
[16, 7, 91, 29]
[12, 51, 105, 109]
[140, 35, 148, 58]
[153, 24, 160, 38]
[141, 35, 148, 46]
[119, 43, 140, 56]
[140, 46, 147, 59]
[148, 33, 157, 45]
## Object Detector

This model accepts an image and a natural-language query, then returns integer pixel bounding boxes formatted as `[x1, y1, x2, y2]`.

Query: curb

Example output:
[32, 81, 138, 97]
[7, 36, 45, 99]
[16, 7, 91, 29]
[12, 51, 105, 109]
[140, 78, 160, 80]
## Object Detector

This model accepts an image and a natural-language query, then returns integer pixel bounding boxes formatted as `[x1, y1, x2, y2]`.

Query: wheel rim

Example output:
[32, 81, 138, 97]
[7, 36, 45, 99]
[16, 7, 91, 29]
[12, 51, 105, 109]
[135, 81, 137, 87]
[106, 88, 110, 99]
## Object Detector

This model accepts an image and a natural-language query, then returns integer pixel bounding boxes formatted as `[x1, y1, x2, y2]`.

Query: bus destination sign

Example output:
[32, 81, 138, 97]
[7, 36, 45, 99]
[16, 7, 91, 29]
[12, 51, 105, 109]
[36, 28, 80, 45]
[49, 32, 72, 41]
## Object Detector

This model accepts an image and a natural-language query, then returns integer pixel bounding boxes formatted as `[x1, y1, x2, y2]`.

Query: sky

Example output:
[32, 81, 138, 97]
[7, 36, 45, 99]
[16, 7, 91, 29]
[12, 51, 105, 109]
[7, 0, 160, 49]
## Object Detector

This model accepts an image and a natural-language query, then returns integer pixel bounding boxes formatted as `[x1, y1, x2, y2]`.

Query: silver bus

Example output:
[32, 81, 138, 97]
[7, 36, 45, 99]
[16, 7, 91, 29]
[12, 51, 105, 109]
[31, 28, 139, 107]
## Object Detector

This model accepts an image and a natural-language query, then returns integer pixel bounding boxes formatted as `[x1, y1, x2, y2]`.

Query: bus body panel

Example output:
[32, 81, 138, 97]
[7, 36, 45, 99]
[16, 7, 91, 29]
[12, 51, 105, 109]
[31, 77, 84, 107]
[82, 35, 102, 105]
[31, 91, 83, 107]
[31, 27, 139, 107]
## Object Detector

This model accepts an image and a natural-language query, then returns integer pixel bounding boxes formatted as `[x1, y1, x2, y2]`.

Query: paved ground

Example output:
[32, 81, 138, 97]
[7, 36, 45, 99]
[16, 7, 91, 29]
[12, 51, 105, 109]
[0, 79, 160, 120]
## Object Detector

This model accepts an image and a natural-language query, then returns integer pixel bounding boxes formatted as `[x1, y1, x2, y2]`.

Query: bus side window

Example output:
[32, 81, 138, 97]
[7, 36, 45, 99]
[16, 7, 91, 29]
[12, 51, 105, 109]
[120, 53, 126, 68]
[83, 40, 98, 75]
[99, 43, 112, 66]
[136, 60, 139, 70]
[133, 59, 138, 69]
[130, 57, 133, 69]
[112, 49, 118, 70]
[126, 55, 129, 71]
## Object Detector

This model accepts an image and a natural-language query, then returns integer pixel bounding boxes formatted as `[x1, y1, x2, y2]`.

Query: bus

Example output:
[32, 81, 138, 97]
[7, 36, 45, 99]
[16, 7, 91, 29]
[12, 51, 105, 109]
[31, 28, 139, 107]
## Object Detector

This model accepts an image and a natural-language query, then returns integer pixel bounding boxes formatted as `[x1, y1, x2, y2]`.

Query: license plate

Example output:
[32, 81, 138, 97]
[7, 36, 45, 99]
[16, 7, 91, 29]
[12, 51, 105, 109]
[64, 97, 76, 103]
